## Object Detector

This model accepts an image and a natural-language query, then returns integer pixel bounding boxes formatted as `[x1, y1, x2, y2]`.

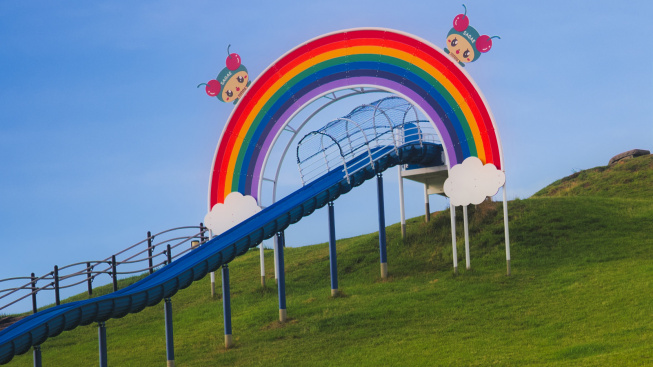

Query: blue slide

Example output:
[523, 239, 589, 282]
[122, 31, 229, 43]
[0, 142, 442, 364]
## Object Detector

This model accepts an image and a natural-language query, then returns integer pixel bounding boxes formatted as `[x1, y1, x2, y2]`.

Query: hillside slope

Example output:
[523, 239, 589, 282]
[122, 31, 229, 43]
[5, 159, 653, 366]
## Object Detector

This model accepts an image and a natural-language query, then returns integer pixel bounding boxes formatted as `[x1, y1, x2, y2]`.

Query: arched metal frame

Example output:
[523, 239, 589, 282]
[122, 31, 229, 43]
[257, 87, 390, 207]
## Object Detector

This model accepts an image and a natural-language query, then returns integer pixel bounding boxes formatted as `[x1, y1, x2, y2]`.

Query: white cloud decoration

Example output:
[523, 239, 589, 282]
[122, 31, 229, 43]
[204, 192, 262, 235]
[443, 157, 505, 206]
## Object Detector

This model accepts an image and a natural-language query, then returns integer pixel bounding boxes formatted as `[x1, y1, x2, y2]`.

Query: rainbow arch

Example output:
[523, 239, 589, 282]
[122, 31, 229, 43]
[208, 28, 503, 209]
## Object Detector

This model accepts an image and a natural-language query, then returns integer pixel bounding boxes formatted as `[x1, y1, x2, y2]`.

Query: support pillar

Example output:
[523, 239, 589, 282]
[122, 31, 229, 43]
[33, 345, 42, 367]
[377, 173, 388, 279]
[450, 204, 458, 275]
[328, 202, 338, 296]
[276, 231, 287, 322]
[260, 244, 266, 287]
[164, 298, 175, 367]
[463, 205, 470, 270]
[222, 264, 233, 349]
[503, 184, 511, 276]
[273, 236, 279, 285]
[210, 272, 216, 298]
[98, 322, 107, 367]
[397, 166, 406, 240]
[424, 184, 430, 222]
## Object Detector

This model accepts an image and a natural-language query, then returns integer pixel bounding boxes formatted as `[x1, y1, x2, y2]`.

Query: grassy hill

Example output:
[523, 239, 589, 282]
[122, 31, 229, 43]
[5, 155, 653, 366]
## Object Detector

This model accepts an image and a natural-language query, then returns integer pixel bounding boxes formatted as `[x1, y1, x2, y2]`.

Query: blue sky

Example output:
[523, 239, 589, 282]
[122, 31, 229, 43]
[1, 1, 652, 313]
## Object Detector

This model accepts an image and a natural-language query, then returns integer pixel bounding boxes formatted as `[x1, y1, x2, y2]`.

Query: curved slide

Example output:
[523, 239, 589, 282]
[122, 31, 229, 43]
[0, 142, 442, 364]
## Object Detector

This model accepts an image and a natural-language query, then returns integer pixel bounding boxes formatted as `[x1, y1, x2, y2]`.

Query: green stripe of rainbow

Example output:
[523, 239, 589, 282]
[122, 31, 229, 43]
[208, 28, 502, 208]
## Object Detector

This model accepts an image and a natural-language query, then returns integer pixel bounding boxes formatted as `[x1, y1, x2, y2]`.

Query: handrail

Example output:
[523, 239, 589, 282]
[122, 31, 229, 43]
[0, 224, 209, 314]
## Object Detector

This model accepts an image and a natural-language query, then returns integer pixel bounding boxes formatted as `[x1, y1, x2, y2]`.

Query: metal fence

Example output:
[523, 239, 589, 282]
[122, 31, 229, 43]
[0, 225, 209, 316]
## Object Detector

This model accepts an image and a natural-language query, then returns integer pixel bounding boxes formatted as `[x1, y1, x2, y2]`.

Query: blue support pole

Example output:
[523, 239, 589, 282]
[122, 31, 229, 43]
[276, 231, 287, 322]
[221, 264, 233, 349]
[377, 173, 388, 279]
[33, 345, 41, 367]
[98, 322, 107, 367]
[164, 298, 175, 367]
[328, 202, 338, 296]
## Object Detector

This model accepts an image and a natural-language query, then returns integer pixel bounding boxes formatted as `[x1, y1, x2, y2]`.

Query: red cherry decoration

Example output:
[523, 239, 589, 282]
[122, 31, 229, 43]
[453, 4, 469, 32]
[476, 35, 500, 53]
[205, 79, 221, 96]
[225, 44, 241, 71]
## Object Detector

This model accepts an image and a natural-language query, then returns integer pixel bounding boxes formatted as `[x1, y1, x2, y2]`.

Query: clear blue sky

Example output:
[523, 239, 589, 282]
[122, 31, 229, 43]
[1, 1, 652, 312]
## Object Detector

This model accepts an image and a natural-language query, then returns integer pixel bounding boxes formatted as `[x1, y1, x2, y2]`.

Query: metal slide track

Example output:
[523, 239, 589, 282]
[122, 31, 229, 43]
[0, 142, 442, 364]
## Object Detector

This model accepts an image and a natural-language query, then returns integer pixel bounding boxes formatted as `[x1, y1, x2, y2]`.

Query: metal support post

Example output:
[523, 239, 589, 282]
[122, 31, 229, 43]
[503, 184, 511, 276]
[222, 265, 234, 348]
[98, 322, 107, 367]
[260, 244, 266, 287]
[276, 231, 287, 322]
[273, 236, 279, 285]
[397, 166, 406, 240]
[33, 345, 42, 367]
[111, 255, 118, 292]
[210, 272, 216, 298]
[377, 173, 388, 279]
[147, 231, 153, 275]
[328, 202, 338, 296]
[463, 205, 470, 270]
[86, 262, 93, 296]
[164, 298, 175, 367]
[53, 265, 60, 306]
[30, 273, 37, 314]
[424, 184, 430, 222]
[450, 204, 458, 275]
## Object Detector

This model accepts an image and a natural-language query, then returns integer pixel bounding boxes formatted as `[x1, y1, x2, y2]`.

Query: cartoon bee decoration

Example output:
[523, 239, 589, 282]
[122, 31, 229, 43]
[444, 5, 500, 67]
[198, 45, 251, 104]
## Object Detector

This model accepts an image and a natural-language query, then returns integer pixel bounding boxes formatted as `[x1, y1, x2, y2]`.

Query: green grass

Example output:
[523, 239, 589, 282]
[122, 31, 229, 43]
[5, 155, 653, 366]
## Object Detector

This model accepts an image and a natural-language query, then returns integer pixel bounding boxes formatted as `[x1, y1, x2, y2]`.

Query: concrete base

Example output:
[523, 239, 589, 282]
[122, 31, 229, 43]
[331, 288, 339, 297]
[224, 334, 234, 349]
[167, 360, 176, 367]
[506, 260, 511, 276]
[401, 223, 406, 240]
[279, 309, 287, 323]
[261, 275, 265, 288]
[380, 262, 388, 279]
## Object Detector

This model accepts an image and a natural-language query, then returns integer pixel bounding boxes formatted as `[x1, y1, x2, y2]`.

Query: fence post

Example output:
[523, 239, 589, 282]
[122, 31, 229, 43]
[200, 223, 207, 243]
[86, 262, 93, 296]
[111, 256, 118, 292]
[148, 231, 154, 275]
[30, 273, 38, 314]
[53, 266, 60, 306]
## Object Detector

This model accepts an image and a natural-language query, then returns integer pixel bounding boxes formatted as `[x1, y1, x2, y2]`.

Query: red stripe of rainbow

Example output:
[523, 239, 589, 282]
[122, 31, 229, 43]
[208, 28, 502, 209]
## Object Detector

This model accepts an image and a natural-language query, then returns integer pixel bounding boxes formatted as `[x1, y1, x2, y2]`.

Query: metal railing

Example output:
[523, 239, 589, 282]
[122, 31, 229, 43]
[0, 225, 209, 316]
[296, 96, 440, 185]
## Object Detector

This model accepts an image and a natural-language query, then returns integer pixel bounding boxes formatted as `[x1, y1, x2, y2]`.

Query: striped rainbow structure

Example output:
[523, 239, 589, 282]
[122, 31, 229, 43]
[208, 28, 503, 209]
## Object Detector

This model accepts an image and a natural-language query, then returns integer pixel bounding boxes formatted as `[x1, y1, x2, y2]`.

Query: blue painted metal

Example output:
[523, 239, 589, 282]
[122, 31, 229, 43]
[377, 173, 387, 264]
[164, 298, 174, 364]
[328, 202, 338, 292]
[0, 142, 442, 365]
[98, 322, 107, 367]
[276, 232, 286, 311]
[221, 265, 232, 336]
